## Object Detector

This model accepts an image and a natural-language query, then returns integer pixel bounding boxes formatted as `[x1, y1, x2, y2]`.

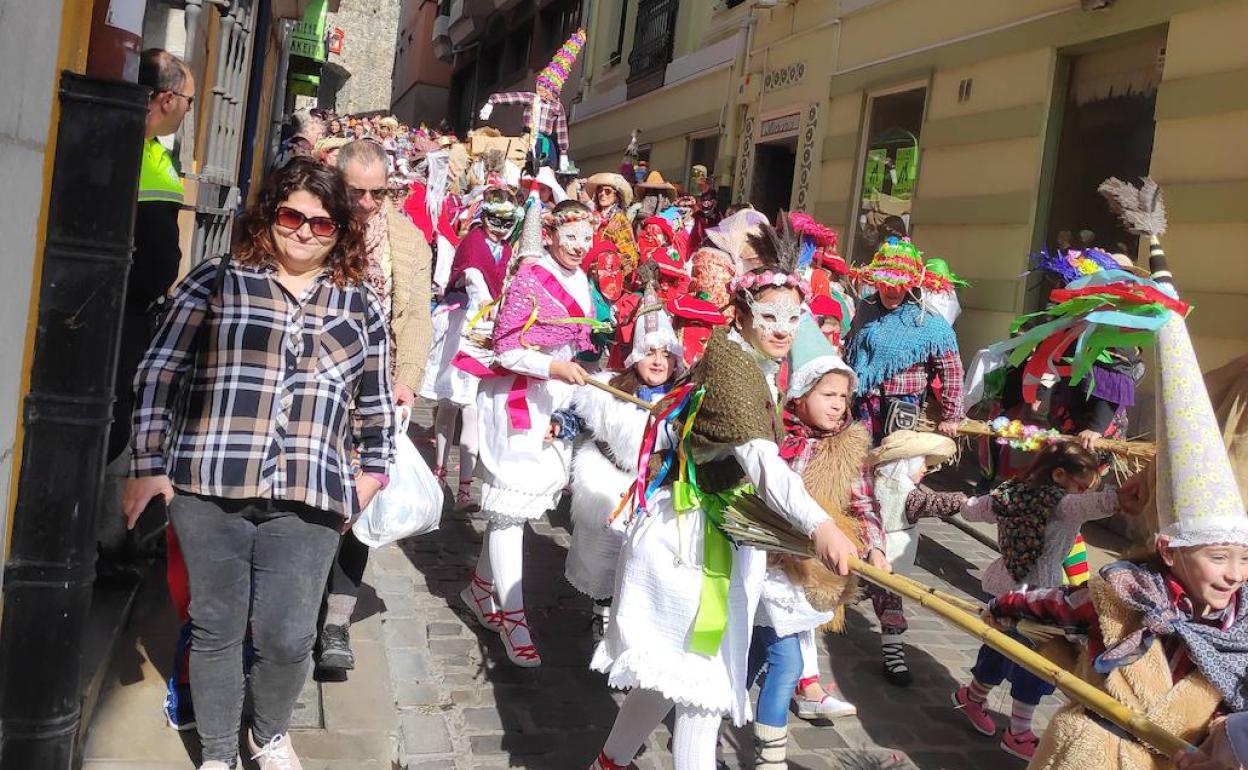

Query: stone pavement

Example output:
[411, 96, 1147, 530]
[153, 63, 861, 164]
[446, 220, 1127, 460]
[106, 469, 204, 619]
[380, 400, 1064, 770]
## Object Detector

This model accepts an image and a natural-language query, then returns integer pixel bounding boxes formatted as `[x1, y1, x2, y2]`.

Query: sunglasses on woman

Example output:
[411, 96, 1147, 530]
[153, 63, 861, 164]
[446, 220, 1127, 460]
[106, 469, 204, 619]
[274, 206, 339, 238]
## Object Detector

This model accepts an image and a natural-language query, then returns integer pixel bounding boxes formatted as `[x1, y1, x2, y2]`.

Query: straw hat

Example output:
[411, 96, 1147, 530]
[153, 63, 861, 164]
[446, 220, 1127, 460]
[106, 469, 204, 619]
[869, 430, 958, 468]
[586, 172, 633, 208]
[636, 170, 676, 193]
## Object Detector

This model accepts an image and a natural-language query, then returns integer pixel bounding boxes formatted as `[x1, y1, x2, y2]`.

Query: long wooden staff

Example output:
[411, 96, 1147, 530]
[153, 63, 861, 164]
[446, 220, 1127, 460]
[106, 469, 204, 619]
[721, 496, 1197, 758]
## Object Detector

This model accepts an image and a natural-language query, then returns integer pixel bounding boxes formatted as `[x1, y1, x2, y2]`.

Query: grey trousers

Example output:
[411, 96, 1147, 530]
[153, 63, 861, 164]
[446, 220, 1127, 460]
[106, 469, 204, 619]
[169, 493, 342, 764]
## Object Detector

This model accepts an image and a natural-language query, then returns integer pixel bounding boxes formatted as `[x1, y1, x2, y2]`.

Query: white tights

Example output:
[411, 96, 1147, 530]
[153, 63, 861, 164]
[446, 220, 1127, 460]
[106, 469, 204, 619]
[601, 688, 723, 770]
[432, 401, 478, 488]
[474, 521, 530, 646]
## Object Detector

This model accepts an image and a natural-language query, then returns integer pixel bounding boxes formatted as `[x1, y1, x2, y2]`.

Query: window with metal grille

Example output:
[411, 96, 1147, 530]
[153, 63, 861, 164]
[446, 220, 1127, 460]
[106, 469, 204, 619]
[627, 0, 678, 99]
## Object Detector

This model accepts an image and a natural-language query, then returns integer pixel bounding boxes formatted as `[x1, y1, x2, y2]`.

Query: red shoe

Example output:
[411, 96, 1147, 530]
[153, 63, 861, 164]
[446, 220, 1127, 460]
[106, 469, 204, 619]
[589, 750, 630, 769]
[1000, 729, 1038, 760]
[499, 609, 541, 668]
[459, 571, 502, 632]
[952, 686, 996, 736]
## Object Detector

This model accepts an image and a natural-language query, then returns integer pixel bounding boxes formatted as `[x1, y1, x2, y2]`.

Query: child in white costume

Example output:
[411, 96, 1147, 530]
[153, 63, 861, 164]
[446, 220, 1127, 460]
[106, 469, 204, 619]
[421, 189, 519, 508]
[460, 200, 596, 668]
[557, 277, 684, 640]
[588, 220, 859, 770]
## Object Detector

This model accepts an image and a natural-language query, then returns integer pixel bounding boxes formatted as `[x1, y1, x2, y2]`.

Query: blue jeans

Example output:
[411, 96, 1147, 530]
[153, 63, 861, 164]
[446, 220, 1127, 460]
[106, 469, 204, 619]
[970, 637, 1056, 705]
[748, 626, 803, 727]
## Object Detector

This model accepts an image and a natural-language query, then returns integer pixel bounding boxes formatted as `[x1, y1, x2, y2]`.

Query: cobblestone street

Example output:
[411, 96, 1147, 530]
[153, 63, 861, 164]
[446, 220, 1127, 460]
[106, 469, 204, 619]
[374, 401, 1063, 770]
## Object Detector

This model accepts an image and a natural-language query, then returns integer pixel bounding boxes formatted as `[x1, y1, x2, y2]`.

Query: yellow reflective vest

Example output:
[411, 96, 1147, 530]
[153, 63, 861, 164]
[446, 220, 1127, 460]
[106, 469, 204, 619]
[138, 137, 184, 204]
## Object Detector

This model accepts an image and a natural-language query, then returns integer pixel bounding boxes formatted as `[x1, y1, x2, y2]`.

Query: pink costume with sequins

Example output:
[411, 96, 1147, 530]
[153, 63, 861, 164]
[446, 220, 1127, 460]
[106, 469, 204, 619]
[475, 252, 593, 523]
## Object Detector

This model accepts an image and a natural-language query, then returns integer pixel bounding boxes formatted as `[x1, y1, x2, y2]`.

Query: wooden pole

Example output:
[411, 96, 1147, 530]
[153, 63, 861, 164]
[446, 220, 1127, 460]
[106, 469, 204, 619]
[849, 557, 1195, 757]
[582, 377, 661, 411]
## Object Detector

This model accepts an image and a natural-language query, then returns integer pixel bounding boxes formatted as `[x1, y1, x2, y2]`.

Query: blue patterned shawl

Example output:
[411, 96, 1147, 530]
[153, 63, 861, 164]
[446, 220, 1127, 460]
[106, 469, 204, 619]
[844, 300, 959, 396]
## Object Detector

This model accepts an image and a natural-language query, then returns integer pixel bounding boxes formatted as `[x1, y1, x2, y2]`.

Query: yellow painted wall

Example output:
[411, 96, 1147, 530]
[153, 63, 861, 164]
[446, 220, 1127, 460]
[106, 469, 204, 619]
[1147, 0, 1248, 371]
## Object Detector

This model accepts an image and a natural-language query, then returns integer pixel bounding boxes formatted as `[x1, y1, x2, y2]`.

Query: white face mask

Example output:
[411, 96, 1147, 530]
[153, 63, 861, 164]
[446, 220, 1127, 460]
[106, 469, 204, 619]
[746, 292, 802, 337]
[551, 220, 594, 266]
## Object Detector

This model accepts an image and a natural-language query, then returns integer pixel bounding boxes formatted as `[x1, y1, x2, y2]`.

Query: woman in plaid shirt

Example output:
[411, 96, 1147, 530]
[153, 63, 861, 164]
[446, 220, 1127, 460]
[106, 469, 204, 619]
[122, 159, 395, 770]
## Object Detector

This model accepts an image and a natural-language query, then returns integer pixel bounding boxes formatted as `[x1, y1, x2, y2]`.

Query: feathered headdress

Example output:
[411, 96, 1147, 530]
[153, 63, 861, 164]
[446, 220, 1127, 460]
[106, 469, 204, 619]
[536, 28, 586, 101]
[730, 212, 811, 297]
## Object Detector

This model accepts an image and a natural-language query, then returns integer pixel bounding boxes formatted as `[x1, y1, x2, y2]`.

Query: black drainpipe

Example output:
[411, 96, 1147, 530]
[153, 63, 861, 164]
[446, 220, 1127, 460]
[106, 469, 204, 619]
[0, 71, 147, 770]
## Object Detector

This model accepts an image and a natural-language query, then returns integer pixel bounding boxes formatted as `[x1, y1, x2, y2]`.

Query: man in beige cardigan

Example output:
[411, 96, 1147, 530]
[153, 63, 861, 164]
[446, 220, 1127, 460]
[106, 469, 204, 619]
[317, 140, 432, 677]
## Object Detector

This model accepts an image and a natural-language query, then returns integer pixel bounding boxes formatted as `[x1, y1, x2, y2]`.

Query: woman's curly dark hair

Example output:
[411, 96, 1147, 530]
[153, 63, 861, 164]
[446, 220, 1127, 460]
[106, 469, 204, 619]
[233, 157, 366, 286]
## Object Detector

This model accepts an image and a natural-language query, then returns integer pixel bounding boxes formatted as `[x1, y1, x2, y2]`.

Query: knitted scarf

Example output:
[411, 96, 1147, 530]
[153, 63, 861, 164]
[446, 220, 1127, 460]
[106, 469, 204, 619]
[845, 300, 958, 396]
[989, 480, 1067, 581]
[1096, 561, 1248, 711]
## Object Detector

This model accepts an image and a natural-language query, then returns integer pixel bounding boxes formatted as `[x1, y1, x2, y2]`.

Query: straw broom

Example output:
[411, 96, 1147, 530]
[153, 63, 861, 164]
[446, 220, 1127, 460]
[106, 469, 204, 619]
[718, 495, 1197, 758]
[953, 418, 1156, 461]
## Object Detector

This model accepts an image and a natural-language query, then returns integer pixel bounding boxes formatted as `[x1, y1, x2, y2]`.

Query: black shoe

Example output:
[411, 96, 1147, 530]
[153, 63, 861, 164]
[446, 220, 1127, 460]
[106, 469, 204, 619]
[881, 642, 912, 687]
[317, 624, 355, 672]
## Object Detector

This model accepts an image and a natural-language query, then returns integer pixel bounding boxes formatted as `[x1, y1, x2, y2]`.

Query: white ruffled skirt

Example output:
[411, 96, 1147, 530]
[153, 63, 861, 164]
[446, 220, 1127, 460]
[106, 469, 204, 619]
[590, 487, 764, 726]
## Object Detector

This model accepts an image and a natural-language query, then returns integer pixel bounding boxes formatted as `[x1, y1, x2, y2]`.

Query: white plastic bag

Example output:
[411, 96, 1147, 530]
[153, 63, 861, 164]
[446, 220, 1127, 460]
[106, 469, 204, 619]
[353, 407, 443, 547]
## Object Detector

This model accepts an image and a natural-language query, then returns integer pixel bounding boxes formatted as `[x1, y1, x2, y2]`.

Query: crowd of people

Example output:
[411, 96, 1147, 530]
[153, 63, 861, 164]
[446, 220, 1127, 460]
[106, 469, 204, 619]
[110, 41, 1248, 770]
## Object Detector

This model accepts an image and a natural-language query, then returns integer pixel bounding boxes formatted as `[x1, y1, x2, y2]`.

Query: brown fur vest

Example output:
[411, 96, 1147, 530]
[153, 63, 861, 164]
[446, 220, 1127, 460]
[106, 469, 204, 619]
[770, 422, 871, 630]
[1029, 575, 1222, 770]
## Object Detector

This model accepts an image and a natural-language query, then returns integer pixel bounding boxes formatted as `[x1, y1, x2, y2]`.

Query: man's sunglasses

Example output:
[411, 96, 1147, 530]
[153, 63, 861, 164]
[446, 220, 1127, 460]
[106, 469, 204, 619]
[349, 186, 388, 202]
[160, 89, 195, 107]
[274, 206, 339, 238]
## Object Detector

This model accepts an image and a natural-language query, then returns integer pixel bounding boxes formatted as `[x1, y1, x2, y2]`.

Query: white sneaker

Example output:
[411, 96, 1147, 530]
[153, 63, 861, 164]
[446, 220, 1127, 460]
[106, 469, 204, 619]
[247, 729, 303, 770]
[793, 691, 858, 720]
[198, 763, 231, 770]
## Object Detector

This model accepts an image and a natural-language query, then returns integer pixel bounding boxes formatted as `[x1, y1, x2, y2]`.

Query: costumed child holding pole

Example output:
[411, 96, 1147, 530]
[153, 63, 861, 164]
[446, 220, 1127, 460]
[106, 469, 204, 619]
[423, 187, 519, 509]
[750, 314, 881, 750]
[588, 218, 858, 770]
[953, 441, 1135, 759]
[979, 178, 1248, 770]
[556, 271, 684, 641]
[460, 199, 597, 668]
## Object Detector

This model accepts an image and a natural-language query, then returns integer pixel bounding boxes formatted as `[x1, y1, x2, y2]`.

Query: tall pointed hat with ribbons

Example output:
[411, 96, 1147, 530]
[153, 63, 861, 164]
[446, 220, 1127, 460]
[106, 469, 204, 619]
[535, 28, 586, 101]
[515, 196, 545, 260]
[1099, 177, 1248, 547]
[787, 313, 857, 400]
[625, 263, 684, 371]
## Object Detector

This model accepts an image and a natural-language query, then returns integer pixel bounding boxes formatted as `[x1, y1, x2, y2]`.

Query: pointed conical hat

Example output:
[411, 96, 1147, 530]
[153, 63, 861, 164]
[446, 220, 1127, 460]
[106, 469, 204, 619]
[1154, 287, 1248, 547]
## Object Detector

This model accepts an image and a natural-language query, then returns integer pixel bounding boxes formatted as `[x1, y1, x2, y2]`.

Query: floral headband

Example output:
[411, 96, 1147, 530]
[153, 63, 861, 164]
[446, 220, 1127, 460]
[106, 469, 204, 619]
[730, 269, 810, 297]
[481, 200, 518, 220]
[541, 208, 595, 229]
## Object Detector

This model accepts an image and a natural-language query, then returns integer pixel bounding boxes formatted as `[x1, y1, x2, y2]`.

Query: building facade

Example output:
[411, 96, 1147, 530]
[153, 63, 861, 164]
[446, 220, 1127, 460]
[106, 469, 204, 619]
[320, 0, 404, 114]
[573, 0, 1248, 388]
[434, 0, 585, 136]
[392, 0, 454, 126]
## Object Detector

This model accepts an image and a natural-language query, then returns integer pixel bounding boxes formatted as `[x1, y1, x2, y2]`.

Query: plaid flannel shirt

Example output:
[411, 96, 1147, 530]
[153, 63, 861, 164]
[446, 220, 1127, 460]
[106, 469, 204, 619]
[485, 91, 571, 154]
[849, 466, 886, 556]
[880, 348, 965, 422]
[130, 259, 395, 518]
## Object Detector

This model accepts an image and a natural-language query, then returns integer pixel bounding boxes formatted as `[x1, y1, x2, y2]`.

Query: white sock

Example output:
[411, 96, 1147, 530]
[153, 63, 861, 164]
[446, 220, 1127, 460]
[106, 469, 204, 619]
[458, 405, 478, 486]
[754, 722, 788, 769]
[488, 522, 530, 647]
[798, 628, 820, 680]
[601, 688, 672, 765]
[671, 704, 723, 770]
[433, 401, 458, 468]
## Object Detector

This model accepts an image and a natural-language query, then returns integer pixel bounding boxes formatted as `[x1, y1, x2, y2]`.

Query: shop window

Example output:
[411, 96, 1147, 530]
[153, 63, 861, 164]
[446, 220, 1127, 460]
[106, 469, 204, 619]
[850, 86, 926, 265]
